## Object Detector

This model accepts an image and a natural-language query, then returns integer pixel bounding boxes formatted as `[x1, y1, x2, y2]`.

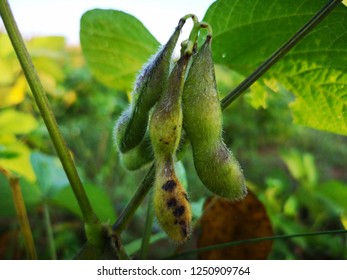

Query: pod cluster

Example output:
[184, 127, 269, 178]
[113, 16, 247, 243]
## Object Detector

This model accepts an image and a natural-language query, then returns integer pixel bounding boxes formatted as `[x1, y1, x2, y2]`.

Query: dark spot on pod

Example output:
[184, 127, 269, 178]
[162, 180, 176, 192]
[179, 221, 188, 237]
[164, 141, 169, 145]
[159, 138, 162, 142]
[174, 219, 178, 225]
[173, 125, 177, 131]
[167, 198, 177, 208]
[173, 206, 185, 217]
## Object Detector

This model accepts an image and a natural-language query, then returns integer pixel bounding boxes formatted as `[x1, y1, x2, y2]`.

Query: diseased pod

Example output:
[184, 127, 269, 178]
[182, 35, 247, 200]
[150, 53, 192, 243]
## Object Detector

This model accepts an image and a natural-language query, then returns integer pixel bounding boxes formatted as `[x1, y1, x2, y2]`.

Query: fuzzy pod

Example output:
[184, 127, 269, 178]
[150, 50, 192, 243]
[119, 133, 154, 171]
[149, 53, 190, 158]
[182, 36, 247, 200]
[153, 158, 192, 243]
[115, 19, 185, 153]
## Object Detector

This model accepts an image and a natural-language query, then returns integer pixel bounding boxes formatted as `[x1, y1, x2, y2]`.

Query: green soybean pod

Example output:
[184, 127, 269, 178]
[115, 18, 186, 153]
[182, 35, 247, 200]
[119, 133, 153, 171]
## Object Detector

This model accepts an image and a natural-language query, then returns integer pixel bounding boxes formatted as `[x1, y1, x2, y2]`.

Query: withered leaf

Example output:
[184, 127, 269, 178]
[198, 191, 273, 259]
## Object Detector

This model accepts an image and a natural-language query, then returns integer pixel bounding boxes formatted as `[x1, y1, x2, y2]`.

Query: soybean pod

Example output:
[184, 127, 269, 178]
[182, 34, 247, 200]
[150, 52, 193, 243]
[114, 17, 186, 153]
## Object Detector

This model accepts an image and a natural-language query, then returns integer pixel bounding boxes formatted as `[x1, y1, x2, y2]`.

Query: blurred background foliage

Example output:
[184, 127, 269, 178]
[0, 26, 346, 259]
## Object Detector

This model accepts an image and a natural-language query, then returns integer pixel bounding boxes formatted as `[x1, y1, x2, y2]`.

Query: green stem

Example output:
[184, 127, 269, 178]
[167, 229, 347, 259]
[181, 13, 198, 24]
[139, 195, 154, 259]
[1, 168, 37, 260]
[43, 203, 57, 260]
[0, 0, 98, 226]
[112, 164, 155, 233]
[221, 0, 343, 109]
[185, 22, 202, 55]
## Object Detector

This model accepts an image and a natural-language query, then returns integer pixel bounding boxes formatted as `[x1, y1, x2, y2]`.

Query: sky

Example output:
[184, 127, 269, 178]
[2, 0, 215, 45]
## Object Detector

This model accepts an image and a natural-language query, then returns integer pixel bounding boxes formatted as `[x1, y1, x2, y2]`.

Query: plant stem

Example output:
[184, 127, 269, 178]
[43, 203, 57, 260]
[139, 195, 154, 259]
[221, 0, 343, 109]
[167, 229, 347, 259]
[112, 164, 155, 233]
[0, 168, 37, 259]
[0, 0, 98, 225]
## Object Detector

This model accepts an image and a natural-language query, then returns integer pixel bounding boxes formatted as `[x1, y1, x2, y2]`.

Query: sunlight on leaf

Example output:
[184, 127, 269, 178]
[0, 141, 36, 181]
[246, 82, 268, 109]
[341, 213, 347, 229]
[0, 33, 21, 85]
[0, 109, 38, 135]
[0, 75, 27, 108]
[204, 0, 347, 135]
[281, 149, 317, 186]
[198, 191, 273, 259]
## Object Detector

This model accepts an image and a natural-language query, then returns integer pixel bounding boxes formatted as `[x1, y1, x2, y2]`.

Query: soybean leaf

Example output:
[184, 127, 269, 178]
[51, 184, 116, 222]
[316, 181, 347, 214]
[30, 152, 69, 198]
[80, 9, 160, 91]
[204, 0, 347, 135]
[0, 109, 38, 135]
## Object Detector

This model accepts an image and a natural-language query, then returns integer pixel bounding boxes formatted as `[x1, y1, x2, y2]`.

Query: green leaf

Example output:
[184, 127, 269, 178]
[30, 152, 69, 197]
[0, 109, 38, 135]
[204, 0, 347, 135]
[51, 184, 116, 222]
[0, 137, 36, 181]
[80, 9, 160, 91]
[281, 149, 317, 186]
[316, 181, 347, 214]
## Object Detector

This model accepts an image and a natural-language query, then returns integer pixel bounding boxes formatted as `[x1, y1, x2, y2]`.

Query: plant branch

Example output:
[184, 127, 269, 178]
[0, 168, 37, 259]
[0, 0, 98, 225]
[43, 203, 57, 260]
[112, 164, 155, 233]
[139, 195, 154, 259]
[167, 229, 347, 259]
[221, 0, 343, 109]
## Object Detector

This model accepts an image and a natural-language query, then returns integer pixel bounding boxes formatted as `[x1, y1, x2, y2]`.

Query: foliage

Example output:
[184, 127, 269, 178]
[1, 0, 347, 259]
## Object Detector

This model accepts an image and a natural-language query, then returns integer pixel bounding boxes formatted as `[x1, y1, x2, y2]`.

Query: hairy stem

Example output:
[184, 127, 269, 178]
[0, 0, 98, 226]
[221, 0, 343, 109]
